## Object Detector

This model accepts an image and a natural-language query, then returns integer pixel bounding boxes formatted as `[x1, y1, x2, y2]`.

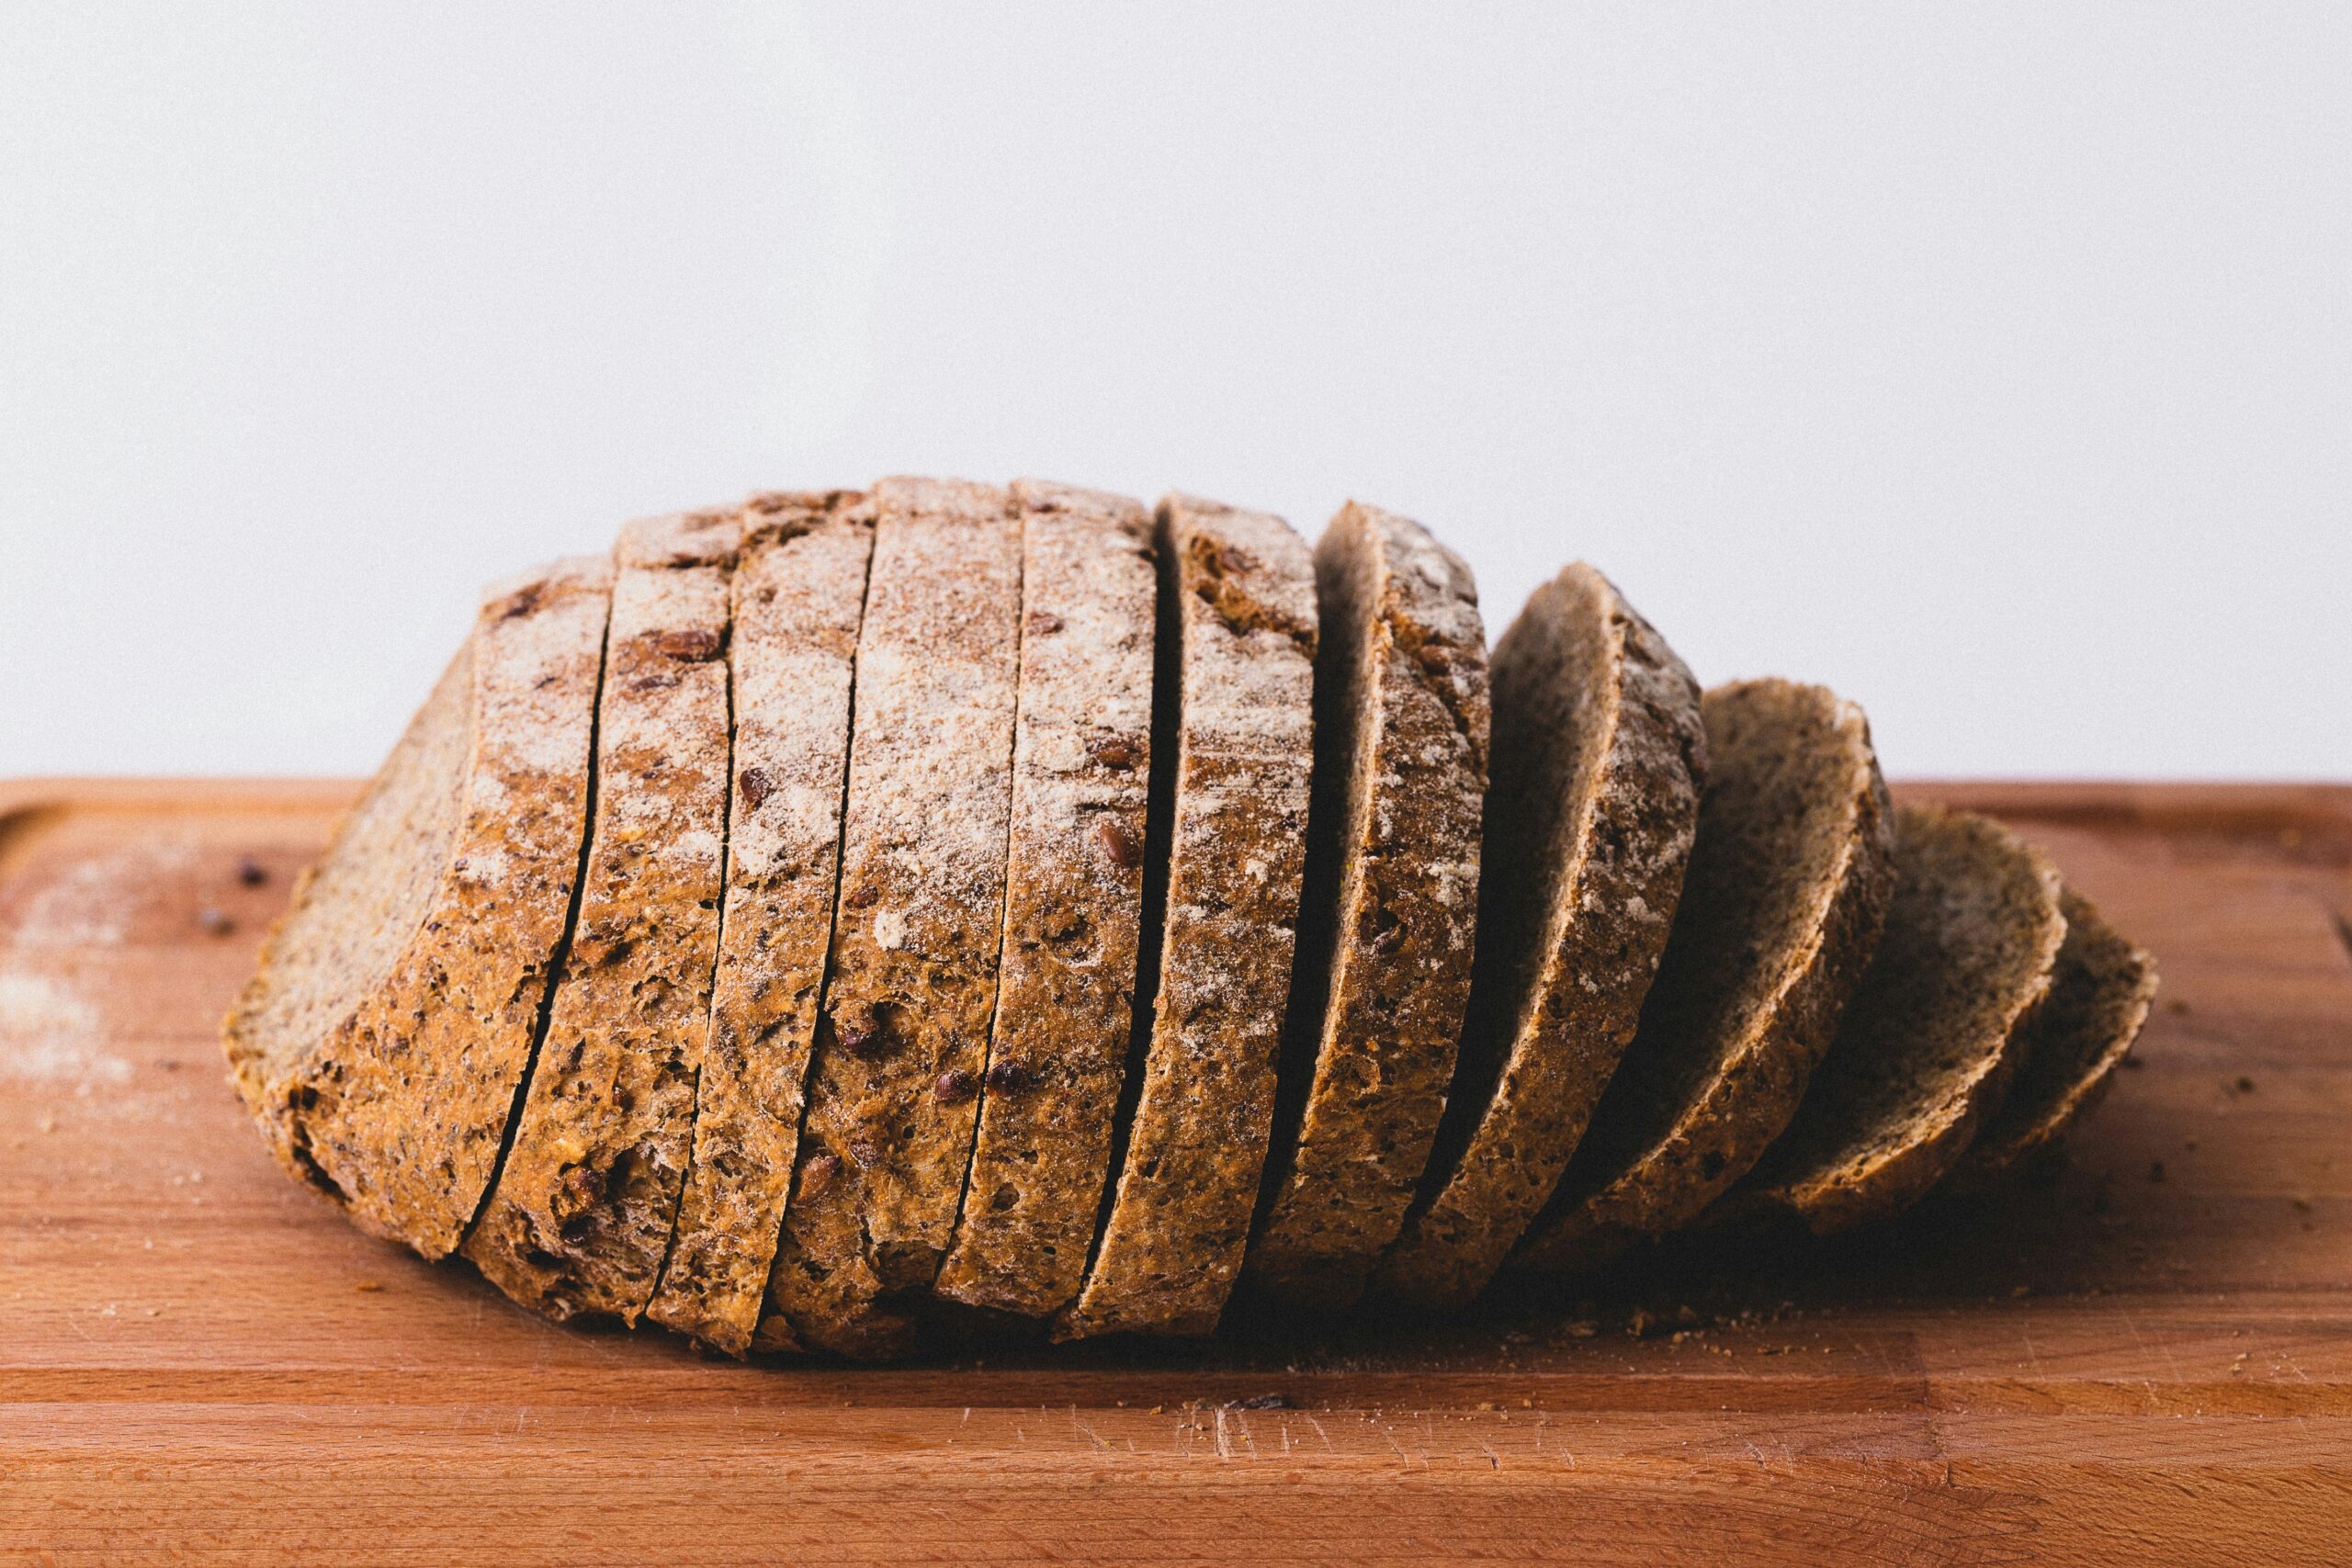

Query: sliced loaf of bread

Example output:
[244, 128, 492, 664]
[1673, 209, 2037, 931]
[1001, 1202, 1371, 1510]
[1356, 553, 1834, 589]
[645, 492, 874, 1354]
[1246, 502, 1489, 1310]
[1515, 679, 1894, 1271]
[767, 477, 1023, 1358]
[1726, 803, 2066, 1234]
[1057, 494, 1317, 1341]
[933, 480, 1157, 1319]
[1374, 563, 1703, 1311]
[463, 512, 739, 1321]
[222, 553, 611, 1258]
[223, 476, 2164, 1357]
[1947, 885, 2157, 1190]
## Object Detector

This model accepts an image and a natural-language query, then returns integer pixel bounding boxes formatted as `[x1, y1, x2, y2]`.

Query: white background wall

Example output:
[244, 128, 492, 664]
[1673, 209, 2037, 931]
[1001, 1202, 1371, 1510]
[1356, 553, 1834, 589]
[3, 4, 2346, 779]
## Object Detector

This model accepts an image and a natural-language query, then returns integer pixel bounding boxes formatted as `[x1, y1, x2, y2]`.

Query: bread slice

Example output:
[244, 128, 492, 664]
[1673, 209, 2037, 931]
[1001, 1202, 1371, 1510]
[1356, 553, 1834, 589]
[767, 477, 1023, 1358]
[463, 511, 740, 1322]
[931, 480, 1156, 1319]
[644, 493, 874, 1355]
[1513, 679, 1894, 1272]
[1946, 885, 2157, 1190]
[1726, 802, 2066, 1233]
[1056, 494, 1317, 1340]
[1373, 563, 1703, 1311]
[1244, 502, 1489, 1310]
[221, 553, 611, 1258]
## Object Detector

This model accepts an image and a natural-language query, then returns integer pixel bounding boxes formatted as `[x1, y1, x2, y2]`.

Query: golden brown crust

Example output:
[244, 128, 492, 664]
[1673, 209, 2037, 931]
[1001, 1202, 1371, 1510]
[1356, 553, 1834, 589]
[932, 480, 1156, 1318]
[463, 512, 739, 1322]
[1514, 680, 1894, 1273]
[1946, 885, 2157, 1190]
[1056, 495, 1317, 1341]
[221, 553, 612, 1259]
[1373, 563, 1703, 1311]
[646, 493, 873, 1355]
[1729, 804, 2067, 1234]
[1246, 502, 1488, 1309]
[767, 478, 1022, 1358]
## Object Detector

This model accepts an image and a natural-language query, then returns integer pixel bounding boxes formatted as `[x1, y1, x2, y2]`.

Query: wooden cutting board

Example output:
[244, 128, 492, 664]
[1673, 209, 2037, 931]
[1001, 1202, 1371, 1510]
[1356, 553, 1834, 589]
[1, 777, 2346, 1565]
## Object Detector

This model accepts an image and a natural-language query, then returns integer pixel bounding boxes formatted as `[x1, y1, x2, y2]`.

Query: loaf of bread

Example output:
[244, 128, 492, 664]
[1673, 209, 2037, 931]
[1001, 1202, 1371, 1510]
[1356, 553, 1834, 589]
[223, 478, 2154, 1359]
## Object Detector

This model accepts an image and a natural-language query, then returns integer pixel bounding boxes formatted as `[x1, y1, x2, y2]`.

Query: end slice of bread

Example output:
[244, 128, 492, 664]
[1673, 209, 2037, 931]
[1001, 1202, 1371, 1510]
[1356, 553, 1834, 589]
[932, 480, 1157, 1319]
[1724, 803, 2067, 1234]
[1373, 563, 1704, 1311]
[1945, 885, 2157, 1190]
[222, 552, 612, 1259]
[1055, 493, 1317, 1341]
[463, 511, 740, 1321]
[644, 492, 874, 1355]
[1515, 679, 1894, 1272]
[1246, 502, 1489, 1310]
[767, 478, 1023, 1358]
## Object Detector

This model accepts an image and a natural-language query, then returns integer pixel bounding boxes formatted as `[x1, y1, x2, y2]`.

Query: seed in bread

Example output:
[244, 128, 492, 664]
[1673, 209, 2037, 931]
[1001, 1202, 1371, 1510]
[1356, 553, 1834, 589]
[1946, 885, 2157, 1190]
[1726, 803, 2066, 1234]
[1246, 502, 1489, 1310]
[932, 480, 1156, 1319]
[1374, 562, 1703, 1311]
[1515, 679, 1894, 1273]
[463, 511, 739, 1321]
[1056, 494, 1317, 1341]
[221, 552, 611, 1259]
[767, 478, 1023, 1358]
[644, 493, 874, 1355]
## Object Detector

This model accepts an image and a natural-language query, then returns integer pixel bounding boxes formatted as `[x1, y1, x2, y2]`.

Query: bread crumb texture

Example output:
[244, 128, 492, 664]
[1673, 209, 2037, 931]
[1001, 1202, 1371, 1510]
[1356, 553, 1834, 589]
[223, 552, 611, 1258]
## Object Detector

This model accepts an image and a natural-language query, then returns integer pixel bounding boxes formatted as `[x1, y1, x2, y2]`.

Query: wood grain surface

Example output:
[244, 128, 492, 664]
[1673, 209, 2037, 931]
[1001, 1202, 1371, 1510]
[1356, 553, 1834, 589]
[1, 776, 2346, 1565]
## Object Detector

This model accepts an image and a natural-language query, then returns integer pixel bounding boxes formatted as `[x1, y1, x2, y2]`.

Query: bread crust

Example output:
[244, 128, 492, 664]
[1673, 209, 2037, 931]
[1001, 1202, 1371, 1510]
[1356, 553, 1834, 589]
[767, 478, 1023, 1358]
[1514, 680, 1894, 1272]
[1246, 502, 1488, 1309]
[221, 552, 612, 1259]
[931, 480, 1156, 1319]
[1728, 803, 2067, 1233]
[1374, 563, 1702, 1311]
[463, 512, 740, 1321]
[646, 493, 874, 1354]
[1056, 495, 1317, 1340]
[1945, 885, 2157, 1190]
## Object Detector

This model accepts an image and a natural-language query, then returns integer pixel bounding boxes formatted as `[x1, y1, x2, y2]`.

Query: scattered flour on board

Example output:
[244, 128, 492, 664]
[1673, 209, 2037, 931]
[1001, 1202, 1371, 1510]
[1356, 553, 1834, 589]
[0, 973, 128, 1085]
[0, 839, 193, 1087]
[10, 838, 196, 951]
